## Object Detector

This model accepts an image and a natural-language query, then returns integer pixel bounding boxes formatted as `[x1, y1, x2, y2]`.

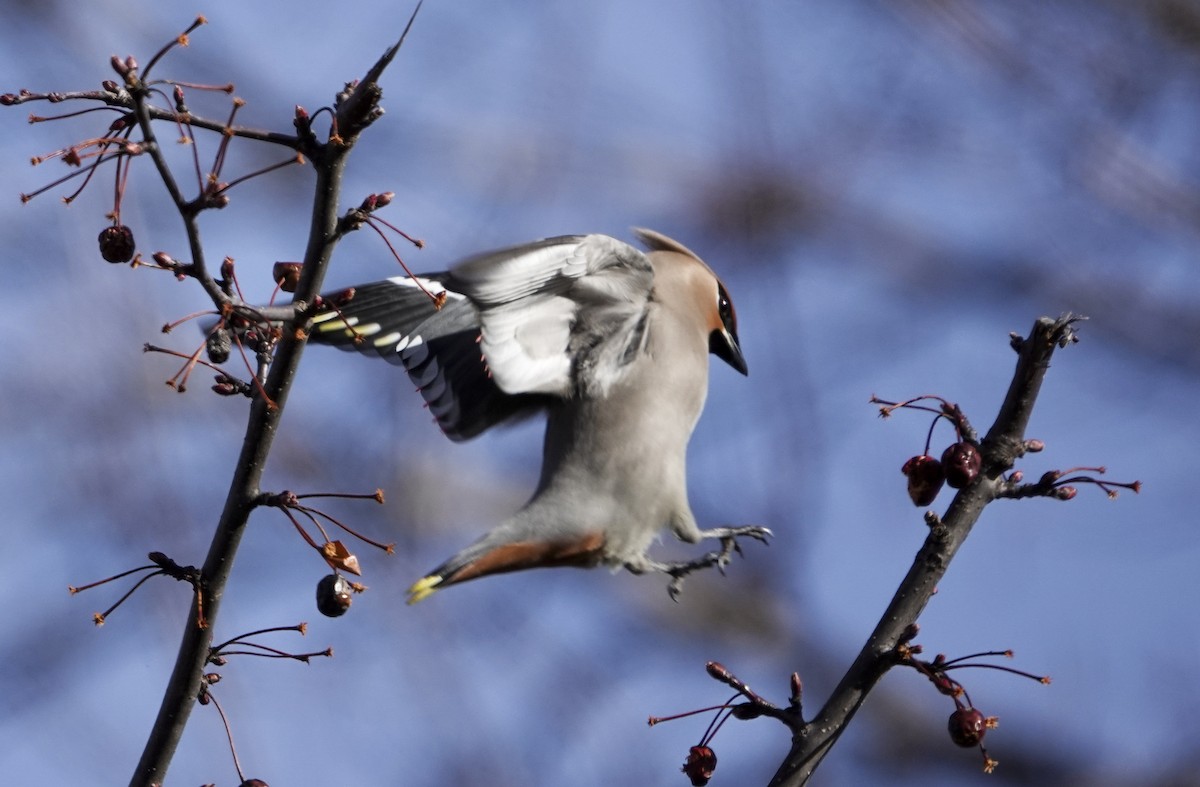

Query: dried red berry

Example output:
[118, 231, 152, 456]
[316, 574, 352, 618]
[948, 707, 987, 748]
[681, 745, 717, 786]
[902, 454, 945, 506]
[273, 262, 304, 293]
[206, 328, 231, 364]
[941, 442, 982, 489]
[98, 224, 135, 263]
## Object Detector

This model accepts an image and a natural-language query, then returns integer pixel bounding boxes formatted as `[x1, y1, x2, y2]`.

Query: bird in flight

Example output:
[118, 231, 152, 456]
[307, 228, 769, 603]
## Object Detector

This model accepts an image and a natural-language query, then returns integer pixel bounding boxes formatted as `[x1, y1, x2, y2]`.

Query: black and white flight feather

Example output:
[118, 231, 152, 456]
[309, 232, 657, 441]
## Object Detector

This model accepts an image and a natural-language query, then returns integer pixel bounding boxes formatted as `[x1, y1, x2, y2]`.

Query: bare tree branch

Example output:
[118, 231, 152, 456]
[124, 25, 416, 787]
[766, 315, 1083, 786]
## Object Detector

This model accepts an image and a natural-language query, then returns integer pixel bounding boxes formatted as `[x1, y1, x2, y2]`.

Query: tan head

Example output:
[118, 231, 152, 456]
[633, 228, 748, 376]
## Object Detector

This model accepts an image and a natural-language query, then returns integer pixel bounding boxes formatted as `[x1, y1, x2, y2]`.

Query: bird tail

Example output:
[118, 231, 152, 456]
[405, 531, 606, 604]
[406, 574, 446, 604]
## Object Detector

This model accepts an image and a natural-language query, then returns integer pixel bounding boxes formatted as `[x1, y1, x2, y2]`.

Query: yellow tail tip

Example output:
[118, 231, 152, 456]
[406, 575, 443, 605]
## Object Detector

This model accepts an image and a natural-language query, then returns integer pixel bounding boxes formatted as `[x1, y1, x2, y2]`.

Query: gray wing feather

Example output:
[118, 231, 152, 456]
[447, 234, 655, 396]
[308, 276, 545, 441]
[305, 232, 655, 436]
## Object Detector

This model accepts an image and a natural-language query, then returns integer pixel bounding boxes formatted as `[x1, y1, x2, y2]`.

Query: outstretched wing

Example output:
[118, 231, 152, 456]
[447, 233, 655, 397]
[307, 233, 656, 437]
[308, 276, 545, 441]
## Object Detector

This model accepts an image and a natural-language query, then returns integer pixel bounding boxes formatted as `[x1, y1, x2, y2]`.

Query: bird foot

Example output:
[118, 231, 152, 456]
[660, 526, 772, 601]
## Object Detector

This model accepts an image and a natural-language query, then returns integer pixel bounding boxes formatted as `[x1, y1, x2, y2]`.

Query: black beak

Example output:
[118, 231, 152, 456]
[710, 328, 748, 376]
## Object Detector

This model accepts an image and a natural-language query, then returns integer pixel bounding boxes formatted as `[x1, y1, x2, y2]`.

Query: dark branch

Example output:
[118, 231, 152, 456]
[127, 20, 416, 786]
[333, 2, 422, 143]
[766, 315, 1083, 786]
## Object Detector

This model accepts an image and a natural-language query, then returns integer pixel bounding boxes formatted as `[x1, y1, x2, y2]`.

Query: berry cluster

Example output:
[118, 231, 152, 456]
[7, 16, 301, 273]
[649, 662, 803, 785]
[877, 394, 1140, 507]
[873, 395, 982, 506]
[895, 624, 1050, 773]
[258, 489, 391, 618]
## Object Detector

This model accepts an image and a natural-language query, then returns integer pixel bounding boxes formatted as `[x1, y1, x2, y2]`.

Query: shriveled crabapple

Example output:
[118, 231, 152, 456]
[948, 706, 988, 748]
[98, 224, 136, 263]
[941, 441, 982, 489]
[315, 574, 352, 618]
[272, 261, 303, 293]
[206, 327, 232, 364]
[902, 454, 945, 506]
[682, 745, 717, 786]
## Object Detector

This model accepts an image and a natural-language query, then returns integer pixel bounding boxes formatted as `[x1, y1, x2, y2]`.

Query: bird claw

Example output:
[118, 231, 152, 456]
[659, 526, 772, 601]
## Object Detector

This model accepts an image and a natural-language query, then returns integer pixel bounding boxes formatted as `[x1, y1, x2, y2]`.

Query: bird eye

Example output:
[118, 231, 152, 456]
[716, 285, 737, 332]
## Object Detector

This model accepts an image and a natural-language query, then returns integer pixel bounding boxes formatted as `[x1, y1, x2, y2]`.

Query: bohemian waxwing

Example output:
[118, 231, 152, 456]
[308, 228, 769, 602]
